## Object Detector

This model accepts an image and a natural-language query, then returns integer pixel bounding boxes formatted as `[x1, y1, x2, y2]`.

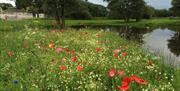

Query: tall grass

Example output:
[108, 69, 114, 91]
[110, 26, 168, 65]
[0, 26, 176, 90]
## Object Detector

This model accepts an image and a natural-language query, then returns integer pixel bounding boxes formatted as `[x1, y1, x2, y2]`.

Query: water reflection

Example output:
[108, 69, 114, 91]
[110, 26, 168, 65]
[110, 27, 151, 43]
[114, 27, 180, 67]
[141, 28, 180, 67]
[168, 32, 180, 56]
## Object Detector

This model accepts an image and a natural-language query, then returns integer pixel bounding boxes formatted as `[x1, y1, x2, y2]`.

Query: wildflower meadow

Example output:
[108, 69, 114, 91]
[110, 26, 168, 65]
[0, 26, 176, 91]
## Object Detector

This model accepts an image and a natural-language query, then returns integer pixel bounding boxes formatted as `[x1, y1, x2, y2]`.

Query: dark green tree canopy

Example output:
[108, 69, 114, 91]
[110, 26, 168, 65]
[171, 0, 180, 17]
[16, 0, 44, 17]
[16, 0, 32, 10]
[0, 3, 13, 10]
[105, 0, 146, 22]
[43, 0, 79, 28]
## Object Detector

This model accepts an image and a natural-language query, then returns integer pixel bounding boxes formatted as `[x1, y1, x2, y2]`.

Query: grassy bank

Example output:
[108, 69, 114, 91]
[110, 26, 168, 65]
[0, 27, 177, 90]
[1, 18, 180, 31]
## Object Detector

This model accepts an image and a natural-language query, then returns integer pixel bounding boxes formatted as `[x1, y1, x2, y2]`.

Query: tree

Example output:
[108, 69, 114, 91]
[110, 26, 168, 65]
[84, 2, 107, 17]
[130, 0, 146, 21]
[154, 9, 172, 17]
[29, 0, 44, 17]
[104, 0, 146, 22]
[171, 0, 180, 17]
[0, 3, 13, 10]
[65, 0, 92, 19]
[16, 0, 32, 10]
[16, 0, 43, 17]
[143, 5, 155, 19]
[43, 0, 79, 29]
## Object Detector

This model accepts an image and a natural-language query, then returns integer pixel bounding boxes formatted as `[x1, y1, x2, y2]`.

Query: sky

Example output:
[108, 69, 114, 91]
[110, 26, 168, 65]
[0, 0, 16, 7]
[0, 0, 172, 9]
[88, 0, 172, 9]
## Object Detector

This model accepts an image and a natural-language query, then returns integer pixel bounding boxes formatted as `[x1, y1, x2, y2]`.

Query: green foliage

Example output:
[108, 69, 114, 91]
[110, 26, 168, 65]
[84, 2, 108, 17]
[143, 6, 155, 19]
[0, 3, 13, 10]
[65, 1, 107, 19]
[106, 0, 146, 22]
[64, 0, 92, 20]
[16, 0, 44, 17]
[29, 0, 44, 17]
[15, 0, 32, 10]
[43, 0, 79, 28]
[66, 9, 92, 20]
[171, 0, 180, 17]
[154, 9, 173, 17]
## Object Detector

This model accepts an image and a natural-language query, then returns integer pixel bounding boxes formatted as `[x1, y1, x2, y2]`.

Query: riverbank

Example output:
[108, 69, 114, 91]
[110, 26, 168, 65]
[1, 18, 180, 31]
[0, 27, 177, 90]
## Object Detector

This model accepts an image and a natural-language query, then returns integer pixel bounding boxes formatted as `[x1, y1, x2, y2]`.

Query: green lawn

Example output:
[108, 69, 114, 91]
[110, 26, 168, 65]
[67, 18, 180, 28]
[1, 18, 180, 31]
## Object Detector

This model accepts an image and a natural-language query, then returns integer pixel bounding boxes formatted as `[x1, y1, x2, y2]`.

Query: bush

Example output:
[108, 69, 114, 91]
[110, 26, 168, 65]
[67, 10, 92, 20]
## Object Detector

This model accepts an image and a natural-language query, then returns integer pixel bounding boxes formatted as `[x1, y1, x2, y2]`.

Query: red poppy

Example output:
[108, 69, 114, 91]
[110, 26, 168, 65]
[147, 60, 153, 66]
[117, 69, 124, 77]
[56, 47, 63, 53]
[113, 48, 121, 54]
[96, 34, 101, 37]
[60, 65, 67, 71]
[72, 50, 76, 56]
[60, 29, 64, 33]
[122, 52, 128, 57]
[72, 56, 78, 62]
[123, 76, 132, 84]
[77, 65, 84, 71]
[66, 48, 70, 54]
[117, 76, 131, 91]
[117, 84, 129, 91]
[8, 51, 14, 57]
[96, 48, 102, 52]
[49, 42, 55, 49]
[131, 75, 147, 85]
[51, 29, 56, 33]
[108, 68, 116, 77]
[114, 53, 118, 58]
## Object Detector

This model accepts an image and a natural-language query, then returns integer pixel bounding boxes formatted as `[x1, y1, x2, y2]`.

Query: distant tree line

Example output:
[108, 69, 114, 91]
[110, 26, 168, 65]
[105, 0, 180, 21]
[1, 0, 180, 28]
[15, 0, 107, 19]
[15, 0, 107, 28]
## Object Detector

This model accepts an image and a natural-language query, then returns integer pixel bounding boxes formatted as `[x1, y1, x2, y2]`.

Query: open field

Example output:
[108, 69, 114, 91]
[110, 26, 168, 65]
[0, 27, 177, 90]
[0, 18, 180, 90]
[1, 18, 180, 31]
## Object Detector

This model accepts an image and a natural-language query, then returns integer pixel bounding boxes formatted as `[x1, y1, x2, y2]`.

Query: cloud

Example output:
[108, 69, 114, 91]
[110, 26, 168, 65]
[88, 0, 108, 6]
[0, 0, 16, 7]
[88, 0, 172, 9]
[145, 0, 172, 9]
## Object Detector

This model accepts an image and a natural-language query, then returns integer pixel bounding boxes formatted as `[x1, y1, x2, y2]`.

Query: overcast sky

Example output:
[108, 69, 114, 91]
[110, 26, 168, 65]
[0, 0, 172, 9]
[88, 0, 172, 9]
